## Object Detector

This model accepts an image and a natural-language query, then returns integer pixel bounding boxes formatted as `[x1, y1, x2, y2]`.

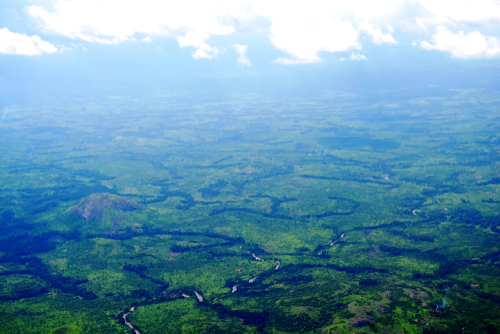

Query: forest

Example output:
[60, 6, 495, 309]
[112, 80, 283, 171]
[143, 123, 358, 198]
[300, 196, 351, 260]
[0, 88, 499, 333]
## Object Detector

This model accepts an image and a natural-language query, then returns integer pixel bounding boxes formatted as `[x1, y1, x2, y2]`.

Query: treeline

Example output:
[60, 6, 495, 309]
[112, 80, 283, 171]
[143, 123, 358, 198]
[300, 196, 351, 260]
[398, 195, 427, 209]
[209, 202, 360, 220]
[205, 264, 348, 333]
[142, 189, 195, 210]
[0, 231, 78, 257]
[480, 177, 500, 186]
[347, 220, 407, 232]
[301, 174, 391, 186]
[386, 229, 435, 243]
[209, 207, 291, 220]
[0, 210, 81, 258]
[169, 243, 245, 255]
[212, 155, 233, 165]
[198, 179, 228, 198]
[0, 256, 96, 301]
[452, 208, 500, 229]
[205, 303, 270, 331]
[185, 164, 237, 170]
[88, 225, 246, 250]
[482, 198, 500, 203]
[7, 163, 113, 181]
[16, 181, 114, 215]
[122, 264, 169, 292]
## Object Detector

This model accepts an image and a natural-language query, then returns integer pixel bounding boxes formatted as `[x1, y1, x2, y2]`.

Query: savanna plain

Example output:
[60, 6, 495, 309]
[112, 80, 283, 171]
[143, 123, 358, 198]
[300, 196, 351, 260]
[1, 88, 499, 333]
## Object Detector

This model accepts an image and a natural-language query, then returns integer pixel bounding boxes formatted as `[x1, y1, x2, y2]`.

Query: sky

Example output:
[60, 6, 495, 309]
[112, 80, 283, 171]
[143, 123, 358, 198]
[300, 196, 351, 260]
[2, 0, 500, 105]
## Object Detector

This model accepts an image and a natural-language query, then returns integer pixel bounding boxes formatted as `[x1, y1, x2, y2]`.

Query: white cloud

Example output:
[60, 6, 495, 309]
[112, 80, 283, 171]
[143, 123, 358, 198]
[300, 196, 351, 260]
[234, 44, 251, 66]
[271, 16, 360, 64]
[142, 36, 152, 42]
[59, 44, 72, 53]
[18, 0, 500, 62]
[419, 0, 500, 26]
[350, 52, 368, 60]
[0, 27, 57, 55]
[27, 0, 235, 58]
[420, 26, 500, 58]
[357, 21, 396, 44]
[191, 48, 214, 59]
[24, 0, 398, 63]
[178, 31, 220, 59]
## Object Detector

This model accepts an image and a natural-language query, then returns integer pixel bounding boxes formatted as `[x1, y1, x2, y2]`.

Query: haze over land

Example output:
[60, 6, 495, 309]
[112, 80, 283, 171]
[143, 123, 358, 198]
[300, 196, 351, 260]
[1, 1, 500, 333]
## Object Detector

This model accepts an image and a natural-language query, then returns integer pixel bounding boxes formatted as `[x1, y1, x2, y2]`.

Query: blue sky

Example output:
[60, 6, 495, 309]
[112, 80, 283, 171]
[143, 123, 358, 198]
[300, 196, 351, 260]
[2, 0, 500, 105]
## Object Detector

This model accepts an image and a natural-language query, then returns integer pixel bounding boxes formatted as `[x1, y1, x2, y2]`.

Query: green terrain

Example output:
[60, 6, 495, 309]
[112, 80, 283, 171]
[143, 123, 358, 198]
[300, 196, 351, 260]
[1, 88, 499, 333]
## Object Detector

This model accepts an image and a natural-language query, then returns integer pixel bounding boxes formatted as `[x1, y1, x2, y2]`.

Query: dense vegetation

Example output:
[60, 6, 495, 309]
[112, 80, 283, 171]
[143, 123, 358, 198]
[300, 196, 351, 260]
[0, 88, 499, 333]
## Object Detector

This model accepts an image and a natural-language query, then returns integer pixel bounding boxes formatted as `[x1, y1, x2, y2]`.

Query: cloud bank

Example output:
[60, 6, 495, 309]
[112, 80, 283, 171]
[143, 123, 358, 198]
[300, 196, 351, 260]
[10, 0, 500, 61]
[421, 26, 500, 59]
[0, 27, 57, 55]
[271, 16, 361, 64]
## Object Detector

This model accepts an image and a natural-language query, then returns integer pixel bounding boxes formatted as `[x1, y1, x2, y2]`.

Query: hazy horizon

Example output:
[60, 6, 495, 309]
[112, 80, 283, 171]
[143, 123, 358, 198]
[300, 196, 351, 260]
[2, 2, 500, 334]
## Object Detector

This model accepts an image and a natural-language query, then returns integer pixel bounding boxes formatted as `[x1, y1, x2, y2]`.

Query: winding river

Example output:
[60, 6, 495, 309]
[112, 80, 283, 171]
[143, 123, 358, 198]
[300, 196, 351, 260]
[121, 238, 342, 332]
[330, 232, 345, 246]
[123, 306, 141, 334]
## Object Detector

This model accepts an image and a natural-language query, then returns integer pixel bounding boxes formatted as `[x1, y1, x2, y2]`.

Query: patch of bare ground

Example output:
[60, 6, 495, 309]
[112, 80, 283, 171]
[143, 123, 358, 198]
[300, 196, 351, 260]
[349, 294, 391, 316]
[404, 288, 427, 299]
[292, 306, 314, 312]
[290, 306, 319, 318]
[349, 315, 374, 328]
[379, 291, 391, 298]
[368, 245, 380, 256]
